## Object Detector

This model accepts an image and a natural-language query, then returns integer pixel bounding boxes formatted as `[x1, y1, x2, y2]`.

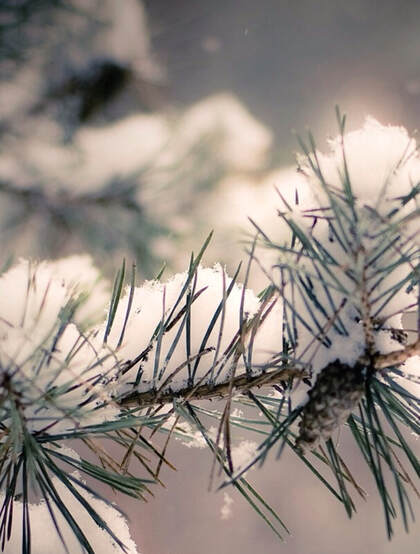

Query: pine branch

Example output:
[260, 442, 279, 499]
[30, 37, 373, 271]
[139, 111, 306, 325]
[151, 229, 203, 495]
[118, 337, 419, 410]
[370, 337, 420, 369]
[119, 365, 304, 409]
[1, 111, 419, 552]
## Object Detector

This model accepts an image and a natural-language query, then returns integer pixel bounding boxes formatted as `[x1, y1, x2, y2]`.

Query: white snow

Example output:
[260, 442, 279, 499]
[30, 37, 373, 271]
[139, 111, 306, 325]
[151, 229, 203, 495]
[0, 255, 108, 338]
[233, 118, 420, 407]
[0, 92, 272, 196]
[220, 492, 234, 520]
[0, 117, 417, 418]
[302, 117, 420, 244]
[399, 355, 420, 398]
[101, 263, 283, 395]
[0, 472, 140, 554]
[0, 256, 284, 433]
[74, 114, 171, 192]
[312, 117, 420, 210]
[0, 257, 118, 434]
[168, 93, 273, 173]
[0, 113, 418, 553]
[231, 440, 258, 473]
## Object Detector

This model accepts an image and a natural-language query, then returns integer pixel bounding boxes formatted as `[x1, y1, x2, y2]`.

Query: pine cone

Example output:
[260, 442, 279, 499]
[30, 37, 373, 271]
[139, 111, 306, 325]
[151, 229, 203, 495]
[295, 360, 366, 453]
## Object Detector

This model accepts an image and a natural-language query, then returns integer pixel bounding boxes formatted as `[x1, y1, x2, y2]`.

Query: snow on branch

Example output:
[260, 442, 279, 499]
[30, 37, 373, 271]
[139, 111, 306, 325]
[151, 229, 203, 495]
[0, 115, 419, 551]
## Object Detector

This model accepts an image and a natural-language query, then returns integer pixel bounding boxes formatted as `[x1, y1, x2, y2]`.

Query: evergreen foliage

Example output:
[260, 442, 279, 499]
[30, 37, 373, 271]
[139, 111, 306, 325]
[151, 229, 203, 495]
[0, 111, 418, 552]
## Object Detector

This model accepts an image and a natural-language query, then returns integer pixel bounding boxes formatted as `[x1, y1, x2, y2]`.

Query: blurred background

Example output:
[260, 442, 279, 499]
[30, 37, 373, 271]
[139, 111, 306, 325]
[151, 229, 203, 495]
[0, 0, 419, 552]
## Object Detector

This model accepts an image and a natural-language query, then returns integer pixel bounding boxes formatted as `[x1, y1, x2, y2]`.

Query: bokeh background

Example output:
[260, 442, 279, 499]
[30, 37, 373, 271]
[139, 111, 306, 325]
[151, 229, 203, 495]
[0, 1, 419, 552]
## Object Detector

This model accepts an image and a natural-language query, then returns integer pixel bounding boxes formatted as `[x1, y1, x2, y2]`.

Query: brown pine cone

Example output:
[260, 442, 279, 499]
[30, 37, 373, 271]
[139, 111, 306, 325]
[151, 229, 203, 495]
[295, 360, 366, 453]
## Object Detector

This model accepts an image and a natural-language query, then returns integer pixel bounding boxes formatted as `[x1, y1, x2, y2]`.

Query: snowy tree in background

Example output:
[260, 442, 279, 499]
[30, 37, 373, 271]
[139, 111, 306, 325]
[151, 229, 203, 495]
[0, 112, 419, 553]
[0, 0, 272, 278]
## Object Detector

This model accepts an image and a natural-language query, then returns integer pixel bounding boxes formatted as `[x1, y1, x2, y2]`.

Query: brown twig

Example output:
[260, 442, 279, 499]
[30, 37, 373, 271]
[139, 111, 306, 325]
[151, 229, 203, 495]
[371, 337, 420, 370]
[117, 334, 419, 411]
[119, 365, 305, 409]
